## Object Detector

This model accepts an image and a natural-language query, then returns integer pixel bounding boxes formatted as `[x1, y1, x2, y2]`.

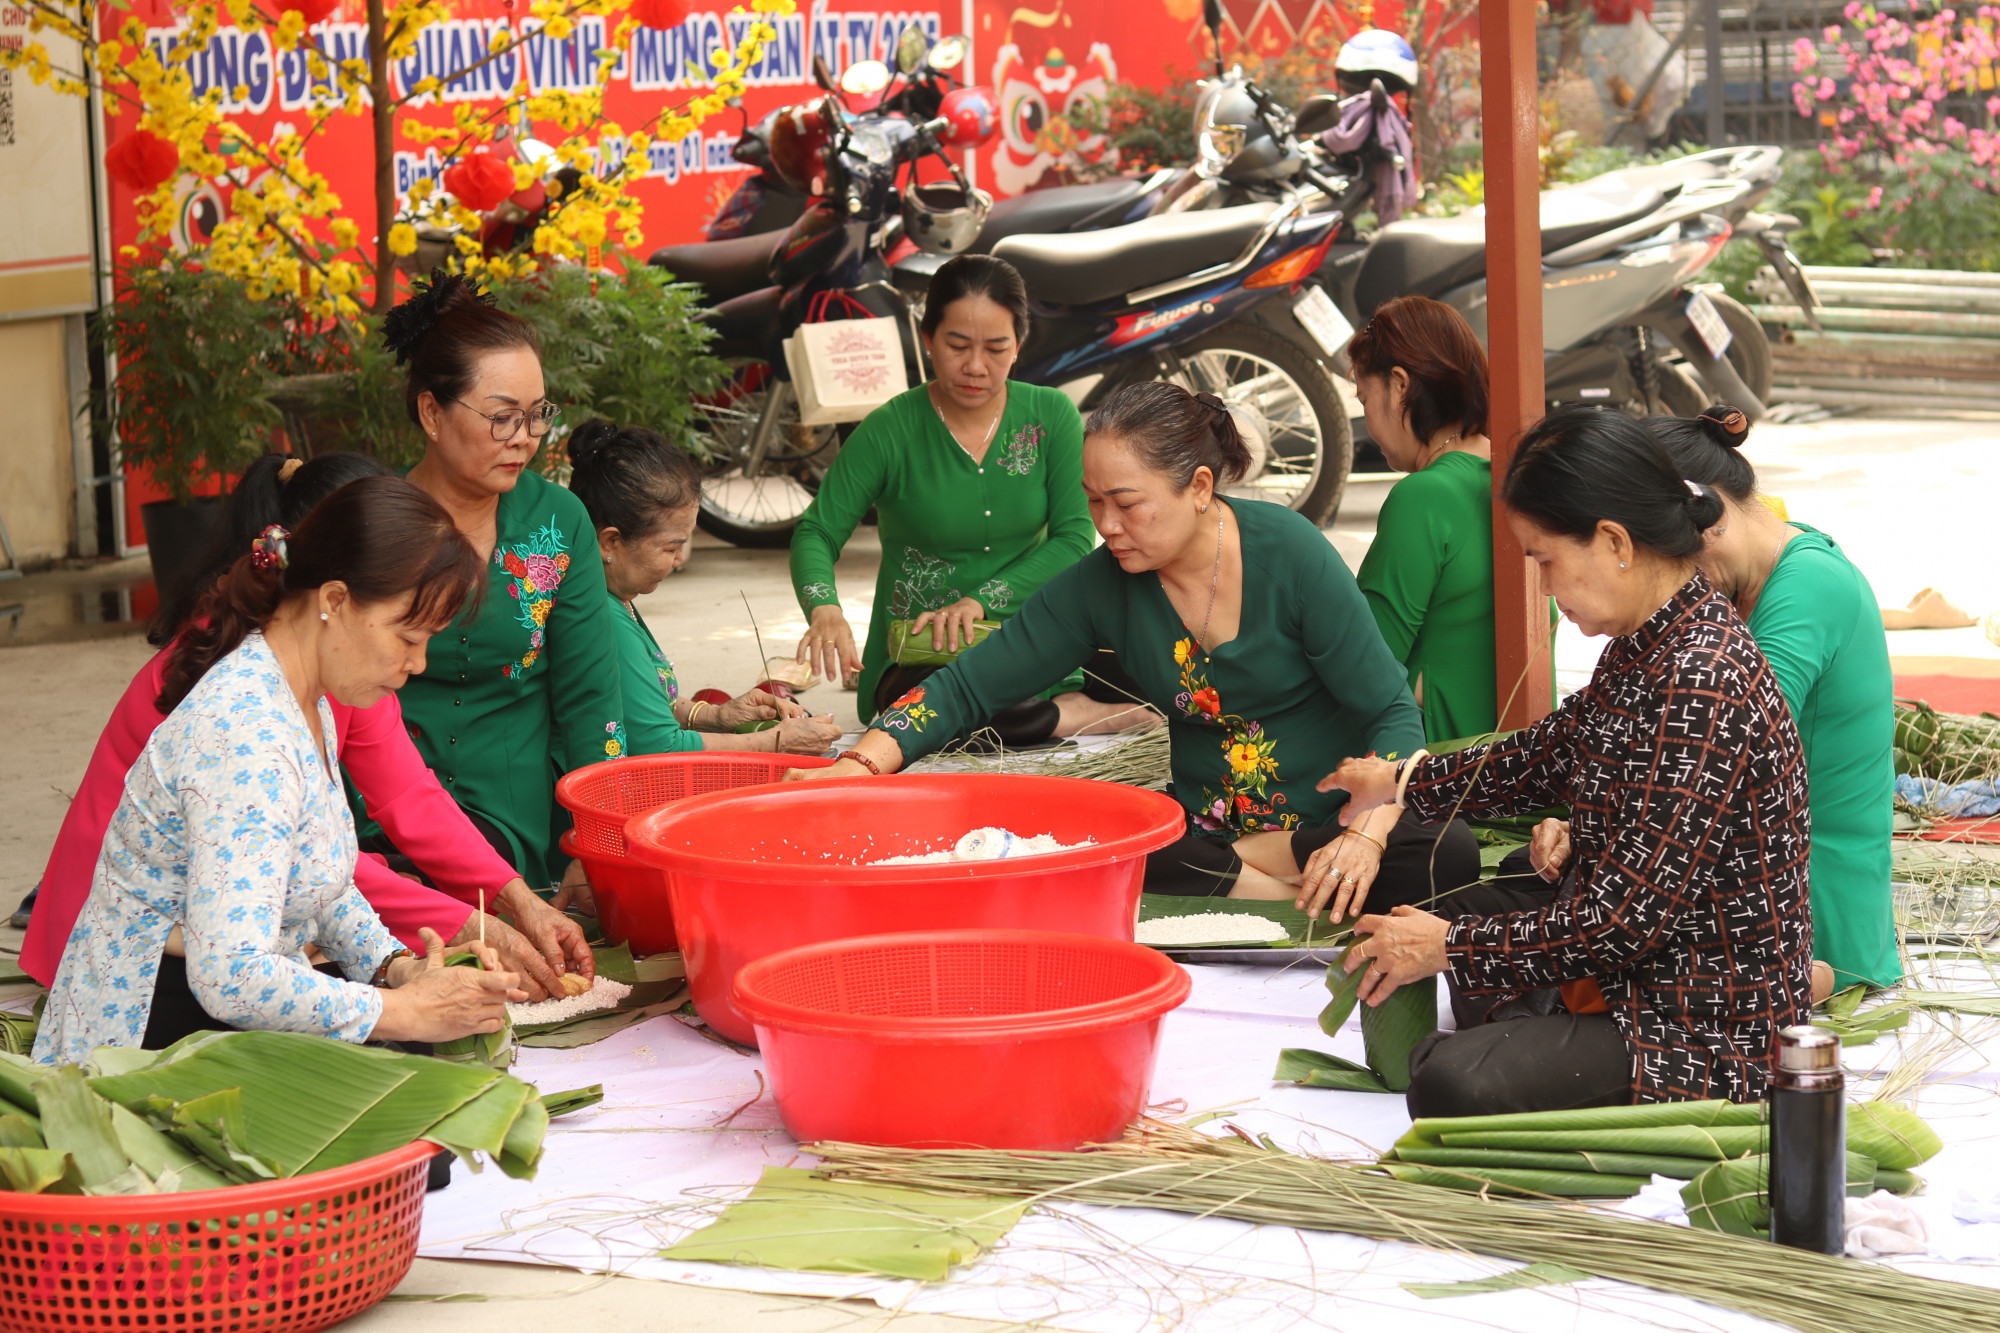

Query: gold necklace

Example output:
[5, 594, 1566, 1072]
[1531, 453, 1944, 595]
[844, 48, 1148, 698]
[932, 384, 1006, 459]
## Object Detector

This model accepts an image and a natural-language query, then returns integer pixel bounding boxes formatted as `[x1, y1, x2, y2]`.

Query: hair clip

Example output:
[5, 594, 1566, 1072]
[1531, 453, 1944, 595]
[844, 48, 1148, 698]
[278, 457, 305, 484]
[1683, 479, 1707, 499]
[250, 524, 290, 572]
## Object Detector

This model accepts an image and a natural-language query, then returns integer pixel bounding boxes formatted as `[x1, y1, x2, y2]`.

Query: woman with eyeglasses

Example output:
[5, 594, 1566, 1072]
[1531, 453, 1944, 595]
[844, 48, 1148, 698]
[385, 272, 624, 900]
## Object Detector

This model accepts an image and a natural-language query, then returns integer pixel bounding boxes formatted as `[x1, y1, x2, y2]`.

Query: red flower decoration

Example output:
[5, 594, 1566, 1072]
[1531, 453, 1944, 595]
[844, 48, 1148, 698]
[503, 552, 527, 576]
[1235, 794, 1254, 812]
[891, 686, 927, 709]
[631, 0, 691, 29]
[442, 151, 516, 213]
[1191, 688, 1221, 717]
[277, 0, 341, 24]
[105, 130, 180, 191]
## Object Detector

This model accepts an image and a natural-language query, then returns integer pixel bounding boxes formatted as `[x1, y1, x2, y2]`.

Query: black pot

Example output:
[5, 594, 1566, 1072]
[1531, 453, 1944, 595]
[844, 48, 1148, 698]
[140, 497, 226, 610]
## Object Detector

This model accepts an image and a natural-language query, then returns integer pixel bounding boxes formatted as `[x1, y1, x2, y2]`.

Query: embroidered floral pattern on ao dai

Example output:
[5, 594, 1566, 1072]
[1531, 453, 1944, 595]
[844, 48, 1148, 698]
[32, 633, 398, 1065]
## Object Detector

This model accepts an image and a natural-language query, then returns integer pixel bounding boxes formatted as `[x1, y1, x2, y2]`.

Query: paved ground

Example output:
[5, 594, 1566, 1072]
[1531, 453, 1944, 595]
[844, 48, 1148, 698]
[2, 410, 1997, 1327]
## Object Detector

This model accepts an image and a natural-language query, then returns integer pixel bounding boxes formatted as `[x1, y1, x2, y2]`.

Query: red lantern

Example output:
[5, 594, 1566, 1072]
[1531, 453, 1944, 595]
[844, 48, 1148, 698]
[630, 0, 690, 30]
[277, 0, 341, 24]
[105, 130, 181, 191]
[442, 152, 517, 213]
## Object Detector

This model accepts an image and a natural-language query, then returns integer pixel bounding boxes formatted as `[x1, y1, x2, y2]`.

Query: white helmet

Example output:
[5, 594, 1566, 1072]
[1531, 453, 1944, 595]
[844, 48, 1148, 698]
[1335, 29, 1419, 97]
[902, 182, 993, 256]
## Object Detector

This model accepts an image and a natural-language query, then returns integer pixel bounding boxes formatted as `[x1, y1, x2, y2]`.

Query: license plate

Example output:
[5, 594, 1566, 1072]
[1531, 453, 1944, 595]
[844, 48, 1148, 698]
[1293, 285, 1353, 360]
[1686, 290, 1733, 360]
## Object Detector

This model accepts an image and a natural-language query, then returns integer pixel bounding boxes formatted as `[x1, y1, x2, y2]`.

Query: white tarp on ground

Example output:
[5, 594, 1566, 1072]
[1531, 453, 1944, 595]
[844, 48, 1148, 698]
[418, 961, 2000, 1332]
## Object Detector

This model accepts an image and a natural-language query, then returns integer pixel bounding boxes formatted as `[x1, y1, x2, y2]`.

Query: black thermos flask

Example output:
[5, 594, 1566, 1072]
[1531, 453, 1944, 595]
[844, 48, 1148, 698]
[1769, 1024, 1845, 1254]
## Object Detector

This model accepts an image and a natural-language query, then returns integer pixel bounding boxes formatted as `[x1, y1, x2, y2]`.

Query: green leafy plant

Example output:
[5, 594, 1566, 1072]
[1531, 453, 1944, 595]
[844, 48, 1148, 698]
[1790, 184, 1876, 269]
[493, 260, 727, 471]
[90, 250, 300, 503]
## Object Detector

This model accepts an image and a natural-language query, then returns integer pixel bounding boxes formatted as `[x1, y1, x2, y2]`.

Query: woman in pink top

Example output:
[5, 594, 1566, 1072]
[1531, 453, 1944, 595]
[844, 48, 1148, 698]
[24, 453, 591, 1000]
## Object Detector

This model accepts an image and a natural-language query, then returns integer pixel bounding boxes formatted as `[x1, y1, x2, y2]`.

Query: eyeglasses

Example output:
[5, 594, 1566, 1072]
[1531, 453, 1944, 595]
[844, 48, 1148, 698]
[451, 398, 563, 441]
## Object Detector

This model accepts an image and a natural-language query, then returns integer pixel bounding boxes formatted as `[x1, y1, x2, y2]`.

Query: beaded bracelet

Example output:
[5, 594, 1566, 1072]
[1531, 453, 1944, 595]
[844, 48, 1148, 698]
[844, 748, 883, 776]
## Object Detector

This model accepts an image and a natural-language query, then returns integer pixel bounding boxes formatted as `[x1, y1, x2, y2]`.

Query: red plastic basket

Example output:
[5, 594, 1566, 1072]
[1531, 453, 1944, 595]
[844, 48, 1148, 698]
[557, 753, 837, 858]
[0, 1141, 435, 1333]
[625, 773, 1186, 1045]
[559, 831, 678, 956]
[734, 929, 1191, 1149]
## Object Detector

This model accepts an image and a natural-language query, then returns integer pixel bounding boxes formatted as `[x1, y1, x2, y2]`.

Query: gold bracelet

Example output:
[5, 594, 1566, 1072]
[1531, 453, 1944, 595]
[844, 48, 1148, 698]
[686, 701, 708, 731]
[1343, 826, 1388, 855]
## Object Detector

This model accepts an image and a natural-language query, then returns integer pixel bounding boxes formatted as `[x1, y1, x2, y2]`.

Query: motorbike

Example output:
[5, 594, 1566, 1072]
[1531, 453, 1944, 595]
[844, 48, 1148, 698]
[653, 27, 1380, 545]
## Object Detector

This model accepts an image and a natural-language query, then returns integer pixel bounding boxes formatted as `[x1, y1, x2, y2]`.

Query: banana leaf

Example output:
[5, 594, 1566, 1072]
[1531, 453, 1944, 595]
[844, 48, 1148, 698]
[1874, 1167, 1920, 1196]
[661, 1165, 1025, 1280]
[1387, 1146, 1718, 1179]
[1138, 895, 1351, 950]
[0, 1050, 44, 1113]
[1274, 1048, 1391, 1094]
[540, 1085, 604, 1118]
[1404, 1261, 1588, 1300]
[1439, 1125, 1770, 1158]
[432, 953, 515, 1069]
[38, 1066, 133, 1190]
[170, 1088, 279, 1182]
[516, 992, 690, 1048]
[1377, 1162, 1651, 1198]
[498, 1091, 549, 1179]
[1318, 947, 1364, 1037]
[425, 1075, 536, 1173]
[0, 1147, 80, 1194]
[0, 1114, 42, 1149]
[1361, 978, 1434, 1093]
[1848, 1101, 1942, 1170]
[0, 1008, 37, 1057]
[108, 1102, 229, 1191]
[1682, 1151, 1879, 1237]
[1397, 1100, 1765, 1152]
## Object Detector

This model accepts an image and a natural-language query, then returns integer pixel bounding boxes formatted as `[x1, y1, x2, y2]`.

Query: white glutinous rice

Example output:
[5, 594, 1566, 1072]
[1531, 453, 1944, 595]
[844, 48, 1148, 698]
[872, 826, 1094, 865]
[507, 976, 632, 1025]
[1135, 913, 1290, 947]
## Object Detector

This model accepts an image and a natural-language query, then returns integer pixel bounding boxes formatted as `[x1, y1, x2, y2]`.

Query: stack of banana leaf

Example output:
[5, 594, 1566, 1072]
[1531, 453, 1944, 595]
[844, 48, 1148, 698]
[1374, 1100, 1940, 1220]
[1273, 943, 1440, 1094]
[0, 1028, 599, 1195]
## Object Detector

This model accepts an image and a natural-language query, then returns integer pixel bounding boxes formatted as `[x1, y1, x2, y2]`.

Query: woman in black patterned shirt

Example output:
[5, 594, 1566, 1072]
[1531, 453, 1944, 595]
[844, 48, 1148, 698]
[1326, 404, 1811, 1117]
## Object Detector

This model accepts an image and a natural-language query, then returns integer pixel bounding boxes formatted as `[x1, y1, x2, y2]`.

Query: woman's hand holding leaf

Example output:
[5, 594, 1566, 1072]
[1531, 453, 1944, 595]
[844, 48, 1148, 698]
[375, 928, 524, 1043]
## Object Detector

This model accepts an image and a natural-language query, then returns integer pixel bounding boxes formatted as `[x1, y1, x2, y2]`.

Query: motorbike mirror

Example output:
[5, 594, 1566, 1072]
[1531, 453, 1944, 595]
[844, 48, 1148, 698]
[895, 23, 931, 74]
[812, 53, 838, 93]
[928, 33, 968, 72]
[1370, 77, 1390, 112]
[1202, 0, 1225, 76]
[841, 59, 892, 97]
[1293, 94, 1341, 137]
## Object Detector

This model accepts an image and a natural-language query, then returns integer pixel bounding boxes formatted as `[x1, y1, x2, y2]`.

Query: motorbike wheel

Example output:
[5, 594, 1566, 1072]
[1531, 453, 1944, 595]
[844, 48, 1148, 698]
[691, 364, 839, 548]
[1167, 322, 1353, 526]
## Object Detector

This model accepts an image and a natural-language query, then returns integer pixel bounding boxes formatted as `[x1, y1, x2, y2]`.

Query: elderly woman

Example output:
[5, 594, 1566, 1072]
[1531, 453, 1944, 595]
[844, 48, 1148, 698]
[387, 272, 624, 895]
[1324, 405, 1812, 1117]
[35, 478, 524, 1063]
[1350, 296, 1502, 743]
[566, 417, 843, 755]
[790, 254, 1141, 743]
[1656, 405, 1897, 992]
[795, 380, 1479, 916]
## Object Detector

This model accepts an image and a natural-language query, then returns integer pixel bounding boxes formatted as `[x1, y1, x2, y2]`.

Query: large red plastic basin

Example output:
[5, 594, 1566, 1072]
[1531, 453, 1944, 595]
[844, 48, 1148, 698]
[624, 774, 1186, 1045]
[554, 754, 838, 957]
[734, 930, 1191, 1148]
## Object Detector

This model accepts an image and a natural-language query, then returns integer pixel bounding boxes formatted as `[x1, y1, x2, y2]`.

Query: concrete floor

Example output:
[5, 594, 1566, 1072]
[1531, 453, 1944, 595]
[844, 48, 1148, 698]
[2, 410, 1998, 1327]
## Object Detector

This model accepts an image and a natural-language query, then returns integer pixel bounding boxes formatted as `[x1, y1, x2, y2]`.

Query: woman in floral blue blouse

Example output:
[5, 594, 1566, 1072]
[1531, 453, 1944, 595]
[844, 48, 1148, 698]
[36, 479, 523, 1063]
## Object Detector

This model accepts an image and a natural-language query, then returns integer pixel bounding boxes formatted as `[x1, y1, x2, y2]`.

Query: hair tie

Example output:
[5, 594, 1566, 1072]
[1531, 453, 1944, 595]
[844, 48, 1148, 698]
[1701, 406, 1749, 440]
[277, 457, 305, 484]
[250, 525, 290, 572]
[1193, 390, 1231, 418]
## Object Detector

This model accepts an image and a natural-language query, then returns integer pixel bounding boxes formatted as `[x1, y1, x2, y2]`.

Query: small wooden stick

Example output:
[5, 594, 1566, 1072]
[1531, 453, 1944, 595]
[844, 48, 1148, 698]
[478, 888, 485, 949]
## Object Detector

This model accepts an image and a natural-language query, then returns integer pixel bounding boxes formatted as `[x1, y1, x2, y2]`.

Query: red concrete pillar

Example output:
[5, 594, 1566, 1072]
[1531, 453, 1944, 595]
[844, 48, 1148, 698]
[1480, 0, 1555, 728]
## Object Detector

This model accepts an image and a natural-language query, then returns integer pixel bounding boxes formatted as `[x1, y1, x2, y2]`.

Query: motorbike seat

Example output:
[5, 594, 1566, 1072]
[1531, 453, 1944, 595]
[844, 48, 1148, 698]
[648, 230, 785, 304]
[1352, 182, 1667, 316]
[970, 177, 1150, 253]
[995, 203, 1279, 308]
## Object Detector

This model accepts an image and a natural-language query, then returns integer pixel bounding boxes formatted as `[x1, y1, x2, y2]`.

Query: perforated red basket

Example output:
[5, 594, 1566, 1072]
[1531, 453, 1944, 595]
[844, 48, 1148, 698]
[735, 930, 1191, 1149]
[0, 1141, 435, 1333]
[557, 753, 837, 858]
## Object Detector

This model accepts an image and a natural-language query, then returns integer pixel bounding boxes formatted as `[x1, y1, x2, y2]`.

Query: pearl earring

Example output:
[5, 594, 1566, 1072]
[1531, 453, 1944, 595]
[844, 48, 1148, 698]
[1618, 562, 1627, 570]
[320, 612, 329, 621]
